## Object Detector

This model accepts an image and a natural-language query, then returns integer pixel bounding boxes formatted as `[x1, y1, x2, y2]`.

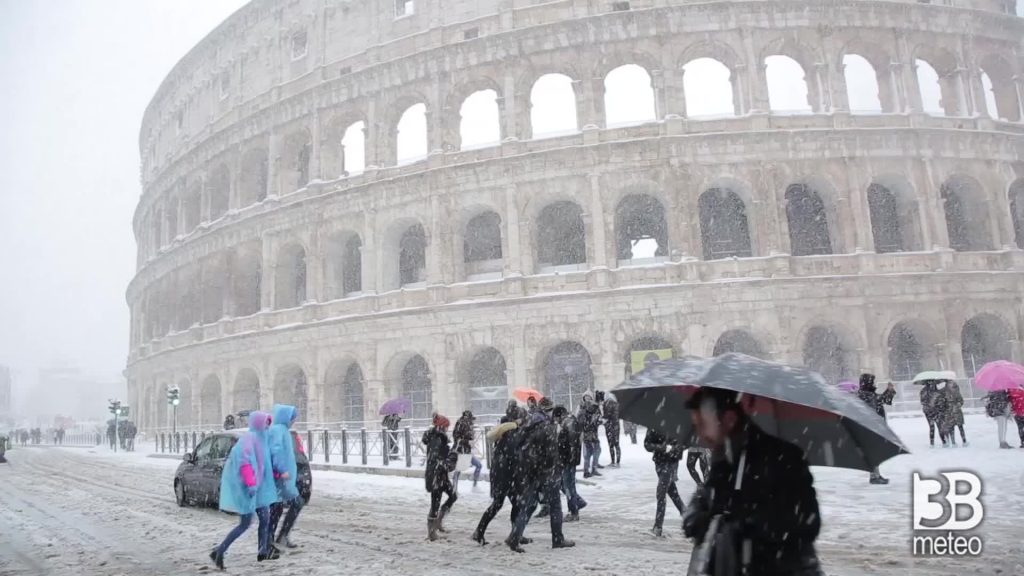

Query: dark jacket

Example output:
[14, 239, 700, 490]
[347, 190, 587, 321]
[920, 383, 942, 420]
[985, 390, 1011, 417]
[578, 402, 602, 443]
[602, 399, 620, 435]
[857, 376, 895, 419]
[422, 427, 456, 493]
[644, 428, 683, 466]
[939, 382, 965, 430]
[514, 412, 559, 489]
[489, 422, 522, 496]
[683, 424, 821, 576]
[500, 401, 519, 424]
[557, 415, 582, 468]
[452, 415, 474, 455]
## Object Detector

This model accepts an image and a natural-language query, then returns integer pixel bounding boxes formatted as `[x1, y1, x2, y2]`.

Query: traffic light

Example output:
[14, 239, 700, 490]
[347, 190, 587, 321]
[167, 386, 180, 407]
[108, 399, 122, 415]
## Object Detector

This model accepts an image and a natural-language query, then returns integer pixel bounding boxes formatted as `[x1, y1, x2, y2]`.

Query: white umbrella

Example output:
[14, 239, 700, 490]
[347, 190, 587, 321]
[912, 370, 957, 383]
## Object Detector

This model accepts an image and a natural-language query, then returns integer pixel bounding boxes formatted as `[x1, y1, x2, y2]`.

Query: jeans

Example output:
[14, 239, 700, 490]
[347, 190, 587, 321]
[269, 496, 305, 542]
[561, 467, 584, 514]
[216, 506, 271, 557]
[511, 477, 566, 546]
[583, 440, 600, 474]
[654, 462, 684, 530]
[473, 482, 518, 538]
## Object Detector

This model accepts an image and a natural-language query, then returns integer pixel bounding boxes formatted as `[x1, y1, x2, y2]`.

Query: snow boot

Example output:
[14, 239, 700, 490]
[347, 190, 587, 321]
[552, 539, 576, 549]
[427, 516, 439, 541]
[505, 536, 525, 553]
[257, 548, 281, 562]
[999, 442, 1012, 449]
[471, 529, 487, 546]
[565, 513, 579, 523]
[209, 549, 225, 571]
[869, 476, 890, 485]
[649, 527, 664, 538]
[437, 508, 450, 533]
[519, 537, 533, 545]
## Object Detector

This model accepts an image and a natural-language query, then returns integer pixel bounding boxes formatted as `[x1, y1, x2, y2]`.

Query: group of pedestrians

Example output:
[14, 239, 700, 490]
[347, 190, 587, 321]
[985, 386, 1024, 448]
[918, 378, 969, 447]
[209, 404, 306, 571]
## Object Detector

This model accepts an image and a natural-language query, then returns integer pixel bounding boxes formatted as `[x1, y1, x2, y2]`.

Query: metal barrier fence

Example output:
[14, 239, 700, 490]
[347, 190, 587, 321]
[149, 425, 497, 468]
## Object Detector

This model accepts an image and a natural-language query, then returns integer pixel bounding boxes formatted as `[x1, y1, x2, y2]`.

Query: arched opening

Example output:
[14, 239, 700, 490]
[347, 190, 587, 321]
[233, 368, 260, 413]
[624, 335, 675, 378]
[207, 164, 230, 220]
[981, 71, 999, 120]
[543, 341, 593, 411]
[231, 245, 262, 316]
[200, 375, 222, 428]
[341, 363, 365, 424]
[399, 224, 427, 286]
[274, 364, 308, 417]
[785, 183, 833, 256]
[843, 54, 883, 114]
[401, 355, 433, 421]
[326, 232, 362, 299]
[868, 179, 922, 253]
[536, 201, 586, 269]
[239, 148, 269, 206]
[915, 52, 963, 117]
[1009, 179, 1024, 249]
[396, 103, 428, 164]
[183, 184, 202, 233]
[802, 326, 853, 385]
[530, 73, 578, 138]
[713, 330, 765, 358]
[176, 267, 201, 330]
[699, 188, 752, 260]
[466, 348, 508, 417]
[283, 130, 312, 192]
[275, 243, 307, 308]
[459, 90, 501, 149]
[765, 55, 812, 114]
[615, 194, 669, 263]
[604, 64, 656, 127]
[201, 256, 226, 323]
[342, 122, 366, 174]
[683, 58, 736, 118]
[166, 198, 179, 241]
[464, 211, 503, 276]
[915, 59, 943, 115]
[941, 175, 992, 251]
[979, 56, 1021, 122]
[961, 314, 1014, 376]
[888, 322, 927, 381]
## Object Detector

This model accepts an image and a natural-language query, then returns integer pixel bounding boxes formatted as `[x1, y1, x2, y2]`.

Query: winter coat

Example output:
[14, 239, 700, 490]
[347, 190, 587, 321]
[920, 383, 942, 420]
[514, 412, 559, 489]
[857, 381, 895, 419]
[644, 428, 683, 466]
[985, 391, 1011, 418]
[683, 424, 821, 576]
[268, 404, 300, 501]
[578, 402, 602, 443]
[422, 427, 457, 493]
[557, 415, 583, 468]
[939, 383, 965, 430]
[219, 411, 275, 514]
[452, 416, 474, 455]
[1009, 388, 1024, 417]
[602, 398, 620, 436]
[487, 421, 521, 497]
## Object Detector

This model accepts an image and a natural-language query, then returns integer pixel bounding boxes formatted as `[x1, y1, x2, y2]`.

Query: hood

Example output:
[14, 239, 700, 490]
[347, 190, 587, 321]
[272, 404, 298, 429]
[248, 410, 272, 432]
[859, 373, 876, 392]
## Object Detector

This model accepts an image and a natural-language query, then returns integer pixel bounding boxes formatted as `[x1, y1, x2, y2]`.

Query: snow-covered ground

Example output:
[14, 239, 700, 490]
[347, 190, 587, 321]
[1, 414, 1022, 576]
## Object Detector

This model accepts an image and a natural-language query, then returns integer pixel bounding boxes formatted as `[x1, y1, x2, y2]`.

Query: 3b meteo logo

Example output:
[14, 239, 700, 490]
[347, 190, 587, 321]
[911, 471, 984, 557]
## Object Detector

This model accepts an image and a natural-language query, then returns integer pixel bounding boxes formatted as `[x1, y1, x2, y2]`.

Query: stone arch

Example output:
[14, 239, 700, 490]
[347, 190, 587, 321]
[842, 53, 883, 114]
[615, 194, 669, 262]
[323, 358, 366, 424]
[699, 185, 753, 260]
[325, 231, 362, 299]
[941, 174, 993, 251]
[603, 64, 656, 127]
[233, 368, 261, 413]
[978, 54, 1020, 122]
[231, 242, 262, 316]
[281, 128, 312, 192]
[868, 175, 923, 253]
[623, 335, 676, 378]
[274, 242, 307, 309]
[396, 102, 428, 164]
[386, 353, 433, 422]
[165, 197, 179, 241]
[207, 163, 230, 220]
[200, 374, 222, 428]
[459, 89, 502, 150]
[536, 200, 586, 269]
[713, 330, 766, 359]
[913, 47, 962, 117]
[183, 181, 203, 233]
[273, 363, 308, 418]
[460, 347, 508, 417]
[200, 254, 226, 324]
[399, 223, 427, 287]
[961, 313, 1015, 376]
[801, 325, 856, 385]
[838, 39, 896, 112]
[530, 73, 578, 138]
[683, 57, 737, 118]
[239, 147, 269, 206]
[463, 210, 503, 273]
[764, 52, 813, 114]
[785, 181, 834, 256]
[541, 341, 594, 411]
[885, 319, 940, 381]
[1009, 178, 1024, 249]
[321, 113, 366, 177]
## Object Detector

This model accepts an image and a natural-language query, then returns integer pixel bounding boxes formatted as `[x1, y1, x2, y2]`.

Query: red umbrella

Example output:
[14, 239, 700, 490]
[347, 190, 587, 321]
[513, 388, 544, 403]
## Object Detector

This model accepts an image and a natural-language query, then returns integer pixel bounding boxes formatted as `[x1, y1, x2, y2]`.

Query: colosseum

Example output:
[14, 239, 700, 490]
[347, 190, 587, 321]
[127, 0, 1024, 432]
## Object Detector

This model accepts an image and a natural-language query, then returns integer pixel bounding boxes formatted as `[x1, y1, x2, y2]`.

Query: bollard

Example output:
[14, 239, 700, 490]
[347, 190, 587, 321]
[404, 427, 413, 468]
[323, 429, 330, 463]
[306, 430, 314, 462]
[382, 430, 390, 466]
[192, 431, 197, 450]
[360, 428, 368, 466]
[341, 429, 349, 464]
[175, 433, 180, 453]
[160, 434, 165, 453]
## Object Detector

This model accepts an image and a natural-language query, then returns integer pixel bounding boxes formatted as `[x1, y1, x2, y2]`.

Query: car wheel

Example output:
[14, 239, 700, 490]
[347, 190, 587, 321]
[174, 480, 187, 507]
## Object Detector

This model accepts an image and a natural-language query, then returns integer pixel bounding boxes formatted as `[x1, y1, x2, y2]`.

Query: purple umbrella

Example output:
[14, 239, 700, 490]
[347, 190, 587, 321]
[838, 380, 859, 393]
[379, 397, 412, 416]
[973, 361, 1024, 391]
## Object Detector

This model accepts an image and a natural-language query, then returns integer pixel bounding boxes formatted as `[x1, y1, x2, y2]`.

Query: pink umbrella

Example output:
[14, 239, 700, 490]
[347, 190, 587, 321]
[838, 380, 859, 393]
[973, 361, 1024, 391]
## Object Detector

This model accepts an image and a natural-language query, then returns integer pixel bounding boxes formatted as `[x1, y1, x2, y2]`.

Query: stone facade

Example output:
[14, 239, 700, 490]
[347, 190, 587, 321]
[127, 0, 1024, 432]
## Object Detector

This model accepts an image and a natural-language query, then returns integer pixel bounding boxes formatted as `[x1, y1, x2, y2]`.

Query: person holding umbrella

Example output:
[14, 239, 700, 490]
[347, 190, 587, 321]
[856, 373, 895, 484]
[1010, 385, 1024, 448]
[919, 380, 946, 447]
[974, 361, 1024, 448]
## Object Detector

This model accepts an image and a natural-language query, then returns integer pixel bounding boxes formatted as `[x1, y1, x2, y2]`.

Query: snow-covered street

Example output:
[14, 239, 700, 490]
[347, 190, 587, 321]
[1, 414, 1022, 576]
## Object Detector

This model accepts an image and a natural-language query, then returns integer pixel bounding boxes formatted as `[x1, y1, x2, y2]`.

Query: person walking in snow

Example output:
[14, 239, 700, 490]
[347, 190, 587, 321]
[267, 404, 304, 550]
[601, 392, 622, 468]
[857, 373, 895, 484]
[920, 381, 947, 447]
[985, 389, 1014, 448]
[209, 410, 279, 570]
[1009, 386, 1024, 448]
[644, 426, 685, 538]
[938, 380, 967, 446]
[423, 414, 458, 541]
[554, 405, 585, 521]
[452, 410, 482, 489]
[473, 409, 527, 545]
[578, 392, 603, 477]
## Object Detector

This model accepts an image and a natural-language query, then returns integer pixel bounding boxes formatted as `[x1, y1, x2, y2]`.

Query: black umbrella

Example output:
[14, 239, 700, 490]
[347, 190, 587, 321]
[614, 353, 909, 471]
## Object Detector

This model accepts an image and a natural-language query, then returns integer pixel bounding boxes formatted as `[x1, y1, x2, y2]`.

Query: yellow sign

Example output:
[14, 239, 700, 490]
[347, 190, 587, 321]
[631, 349, 673, 374]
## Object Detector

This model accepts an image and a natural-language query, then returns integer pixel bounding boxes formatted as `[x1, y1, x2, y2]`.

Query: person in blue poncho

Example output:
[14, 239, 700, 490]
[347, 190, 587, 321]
[209, 410, 280, 570]
[268, 403, 305, 550]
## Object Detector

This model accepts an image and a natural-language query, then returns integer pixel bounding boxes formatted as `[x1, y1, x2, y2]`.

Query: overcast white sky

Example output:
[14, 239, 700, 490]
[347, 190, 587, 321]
[0, 1, 248, 400]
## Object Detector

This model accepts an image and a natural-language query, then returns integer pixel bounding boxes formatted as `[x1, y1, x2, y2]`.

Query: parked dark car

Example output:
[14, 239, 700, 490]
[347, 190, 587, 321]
[174, 430, 312, 508]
